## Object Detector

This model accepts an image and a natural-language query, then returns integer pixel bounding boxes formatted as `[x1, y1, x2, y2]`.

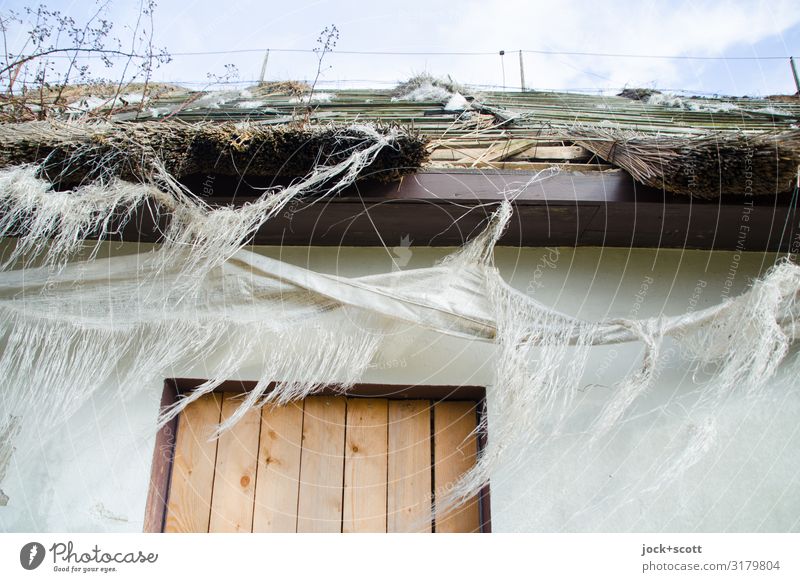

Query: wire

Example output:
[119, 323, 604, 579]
[170, 48, 797, 60]
[32, 47, 796, 60]
[521, 49, 792, 61]
[131, 78, 774, 96]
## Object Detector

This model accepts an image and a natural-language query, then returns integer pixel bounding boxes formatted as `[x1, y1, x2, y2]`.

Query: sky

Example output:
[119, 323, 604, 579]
[2, 0, 800, 96]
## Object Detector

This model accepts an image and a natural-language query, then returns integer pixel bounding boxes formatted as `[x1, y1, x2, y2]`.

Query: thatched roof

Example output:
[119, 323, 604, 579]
[2, 78, 800, 198]
[0, 120, 429, 188]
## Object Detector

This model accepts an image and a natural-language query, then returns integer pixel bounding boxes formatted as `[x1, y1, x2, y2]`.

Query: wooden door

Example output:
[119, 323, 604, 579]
[161, 393, 485, 532]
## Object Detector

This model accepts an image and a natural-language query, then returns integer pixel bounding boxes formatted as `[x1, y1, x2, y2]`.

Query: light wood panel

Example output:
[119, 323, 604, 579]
[163, 392, 486, 533]
[433, 401, 480, 533]
[252, 402, 304, 532]
[164, 393, 221, 533]
[208, 394, 261, 532]
[296, 396, 346, 532]
[343, 398, 388, 533]
[387, 400, 432, 533]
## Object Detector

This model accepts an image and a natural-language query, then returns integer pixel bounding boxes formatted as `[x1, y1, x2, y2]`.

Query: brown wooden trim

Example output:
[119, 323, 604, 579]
[7, 168, 795, 250]
[146, 379, 492, 533]
[171, 378, 486, 401]
[113, 169, 800, 251]
[142, 379, 179, 533]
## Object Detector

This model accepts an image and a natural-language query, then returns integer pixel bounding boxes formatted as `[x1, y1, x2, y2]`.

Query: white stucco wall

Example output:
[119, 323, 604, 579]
[1, 242, 798, 532]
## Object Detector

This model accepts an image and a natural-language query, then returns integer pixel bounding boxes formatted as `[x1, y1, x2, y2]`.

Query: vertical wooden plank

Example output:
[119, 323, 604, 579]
[208, 393, 261, 533]
[163, 393, 221, 533]
[296, 395, 346, 532]
[252, 402, 304, 532]
[433, 401, 480, 533]
[343, 398, 388, 533]
[387, 400, 432, 533]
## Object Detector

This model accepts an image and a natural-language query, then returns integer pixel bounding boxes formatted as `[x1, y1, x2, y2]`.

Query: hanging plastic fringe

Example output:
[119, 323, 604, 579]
[435, 205, 800, 515]
[1, 172, 800, 518]
[0, 123, 402, 274]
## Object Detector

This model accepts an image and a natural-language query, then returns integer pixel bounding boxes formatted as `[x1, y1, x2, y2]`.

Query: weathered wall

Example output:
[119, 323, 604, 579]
[1, 242, 798, 532]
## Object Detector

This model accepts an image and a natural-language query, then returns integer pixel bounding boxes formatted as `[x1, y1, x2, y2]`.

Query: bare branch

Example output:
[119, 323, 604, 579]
[0, 47, 143, 77]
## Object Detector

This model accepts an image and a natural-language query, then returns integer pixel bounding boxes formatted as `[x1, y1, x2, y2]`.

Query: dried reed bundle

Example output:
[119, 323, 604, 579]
[572, 128, 800, 198]
[0, 120, 429, 189]
[0, 123, 417, 272]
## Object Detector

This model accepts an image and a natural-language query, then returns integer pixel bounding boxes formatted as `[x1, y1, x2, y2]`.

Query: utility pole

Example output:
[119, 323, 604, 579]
[791, 57, 800, 95]
[500, 50, 506, 90]
[519, 50, 526, 91]
[259, 49, 270, 85]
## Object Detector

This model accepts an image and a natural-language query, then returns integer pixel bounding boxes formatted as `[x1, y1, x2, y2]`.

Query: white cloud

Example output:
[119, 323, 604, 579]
[433, 0, 800, 92]
[4, 0, 798, 94]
